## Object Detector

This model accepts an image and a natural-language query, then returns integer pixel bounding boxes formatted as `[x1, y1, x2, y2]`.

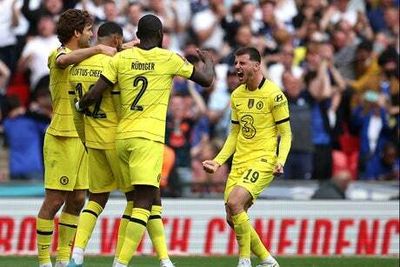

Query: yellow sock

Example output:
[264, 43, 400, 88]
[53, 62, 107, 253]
[232, 212, 251, 258]
[118, 208, 150, 265]
[74, 201, 103, 249]
[147, 205, 168, 260]
[56, 212, 79, 262]
[36, 217, 54, 265]
[115, 201, 133, 258]
[250, 226, 270, 261]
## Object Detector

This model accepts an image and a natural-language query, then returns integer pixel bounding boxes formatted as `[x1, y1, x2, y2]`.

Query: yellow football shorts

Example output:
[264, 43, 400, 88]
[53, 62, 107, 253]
[224, 162, 275, 203]
[87, 148, 133, 193]
[43, 134, 88, 191]
[116, 137, 163, 188]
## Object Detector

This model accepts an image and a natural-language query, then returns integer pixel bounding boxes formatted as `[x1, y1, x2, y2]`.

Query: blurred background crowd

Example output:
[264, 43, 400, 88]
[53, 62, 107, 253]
[0, 0, 398, 198]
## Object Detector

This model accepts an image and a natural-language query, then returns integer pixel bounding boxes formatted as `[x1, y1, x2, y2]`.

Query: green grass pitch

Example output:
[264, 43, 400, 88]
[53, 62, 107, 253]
[0, 256, 398, 267]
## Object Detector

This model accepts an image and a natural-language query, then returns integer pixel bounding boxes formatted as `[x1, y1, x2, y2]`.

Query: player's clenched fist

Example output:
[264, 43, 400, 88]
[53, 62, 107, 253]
[202, 160, 220, 174]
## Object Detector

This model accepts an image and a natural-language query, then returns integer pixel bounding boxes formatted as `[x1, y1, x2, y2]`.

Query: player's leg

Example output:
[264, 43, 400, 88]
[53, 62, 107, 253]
[115, 138, 163, 267]
[116, 185, 156, 266]
[226, 185, 253, 267]
[68, 192, 109, 267]
[55, 140, 88, 267]
[37, 189, 67, 267]
[236, 166, 279, 267]
[225, 201, 269, 261]
[55, 190, 86, 266]
[38, 135, 82, 267]
[148, 188, 175, 267]
[69, 148, 118, 266]
[113, 190, 134, 267]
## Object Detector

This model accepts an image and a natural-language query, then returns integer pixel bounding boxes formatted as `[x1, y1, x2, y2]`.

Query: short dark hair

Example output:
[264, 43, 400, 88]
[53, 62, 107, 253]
[97, 21, 123, 38]
[378, 46, 399, 66]
[357, 40, 373, 52]
[137, 14, 163, 39]
[57, 9, 93, 45]
[234, 47, 261, 62]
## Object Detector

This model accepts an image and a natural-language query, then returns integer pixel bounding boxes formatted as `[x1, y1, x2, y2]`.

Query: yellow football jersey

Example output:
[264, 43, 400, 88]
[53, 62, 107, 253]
[69, 54, 119, 149]
[230, 78, 290, 167]
[46, 47, 78, 137]
[101, 47, 194, 143]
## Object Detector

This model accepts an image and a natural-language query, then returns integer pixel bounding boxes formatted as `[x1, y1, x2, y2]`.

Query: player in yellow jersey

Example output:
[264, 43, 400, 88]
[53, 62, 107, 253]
[75, 14, 215, 267]
[67, 21, 176, 267]
[203, 47, 292, 267]
[36, 9, 117, 267]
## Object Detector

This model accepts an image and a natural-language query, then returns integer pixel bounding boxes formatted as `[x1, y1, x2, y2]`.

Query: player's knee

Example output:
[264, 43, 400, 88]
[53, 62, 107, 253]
[43, 197, 65, 217]
[68, 193, 86, 213]
[226, 199, 242, 214]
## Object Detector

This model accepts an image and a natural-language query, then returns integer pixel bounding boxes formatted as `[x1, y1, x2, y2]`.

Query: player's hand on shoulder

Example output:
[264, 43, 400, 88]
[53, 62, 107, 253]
[273, 163, 284, 177]
[202, 160, 220, 174]
[121, 39, 140, 50]
[97, 44, 117, 56]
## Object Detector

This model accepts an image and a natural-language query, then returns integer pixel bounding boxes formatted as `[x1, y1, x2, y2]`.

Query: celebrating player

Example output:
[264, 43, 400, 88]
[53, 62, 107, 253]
[75, 14, 215, 267]
[67, 21, 175, 267]
[36, 9, 116, 267]
[202, 47, 291, 267]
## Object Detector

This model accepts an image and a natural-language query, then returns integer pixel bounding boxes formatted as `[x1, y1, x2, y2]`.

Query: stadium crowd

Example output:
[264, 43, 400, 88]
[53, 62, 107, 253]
[0, 0, 399, 197]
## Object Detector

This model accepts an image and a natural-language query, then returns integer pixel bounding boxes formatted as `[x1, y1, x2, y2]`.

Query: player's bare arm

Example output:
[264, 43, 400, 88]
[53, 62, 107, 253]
[190, 49, 215, 87]
[56, 44, 117, 68]
[77, 75, 112, 110]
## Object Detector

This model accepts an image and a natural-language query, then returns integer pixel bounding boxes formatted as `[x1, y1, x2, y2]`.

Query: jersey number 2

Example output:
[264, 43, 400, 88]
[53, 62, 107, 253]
[131, 76, 148, 111]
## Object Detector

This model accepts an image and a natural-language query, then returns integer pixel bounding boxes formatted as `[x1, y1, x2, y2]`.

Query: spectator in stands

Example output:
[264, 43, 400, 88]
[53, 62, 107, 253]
[312, 170, 352, 199]
[305, 59, 335, 180]
[3, 95, 48, 181]
[349, 41, 380, 91]
[367, 0, 394, 33]
[18, 15, 59, 92]
[352, 90, 391, 176]
[222, 24, 255, 66]
[191, 0, 225, 50]
[102, 0, 125, 25]
[166, 85, 207, 197]
[331, 27, 358, 80]
[21, 0, 65, 36]
[122, 1, 143, 42]
[363, 142, 399, 180]
[258, 0, 283, 56]
[74, 0, 106, 23]
[0, 0, 20, 75]
[283, 71, 313, 180]
[268, 42, 303, 89]
[207, 67, 239, 140]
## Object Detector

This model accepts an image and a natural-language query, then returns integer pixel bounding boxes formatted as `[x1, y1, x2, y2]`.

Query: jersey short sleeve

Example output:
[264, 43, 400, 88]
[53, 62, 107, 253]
[101, 52, 119, 84]
[171, 53, 194, 79]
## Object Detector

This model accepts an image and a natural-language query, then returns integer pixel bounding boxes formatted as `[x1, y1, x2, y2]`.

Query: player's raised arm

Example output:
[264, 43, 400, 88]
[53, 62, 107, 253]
[189, 49, 215, 87]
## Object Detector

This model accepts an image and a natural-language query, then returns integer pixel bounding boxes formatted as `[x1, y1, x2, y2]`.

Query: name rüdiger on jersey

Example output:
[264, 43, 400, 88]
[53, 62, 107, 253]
[131, 61, 155, 70]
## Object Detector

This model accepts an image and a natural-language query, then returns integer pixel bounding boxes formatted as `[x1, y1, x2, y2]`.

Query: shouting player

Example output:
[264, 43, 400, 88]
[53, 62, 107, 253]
[202, 47, 291, 267]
